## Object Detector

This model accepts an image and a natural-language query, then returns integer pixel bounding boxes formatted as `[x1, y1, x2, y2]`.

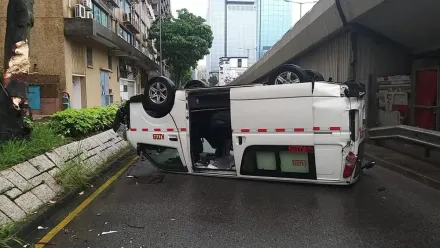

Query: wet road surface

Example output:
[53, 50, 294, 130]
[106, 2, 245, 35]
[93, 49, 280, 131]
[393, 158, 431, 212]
[29, 158, 440, 248]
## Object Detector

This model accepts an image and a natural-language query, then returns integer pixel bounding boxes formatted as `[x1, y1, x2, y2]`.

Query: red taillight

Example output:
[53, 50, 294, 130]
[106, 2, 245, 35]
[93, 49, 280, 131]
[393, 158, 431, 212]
[343, 152, 357, 178]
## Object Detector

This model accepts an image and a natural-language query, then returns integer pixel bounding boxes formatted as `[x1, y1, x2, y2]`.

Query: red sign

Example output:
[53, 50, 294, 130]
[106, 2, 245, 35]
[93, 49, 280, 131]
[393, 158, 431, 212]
[288, 146, 313, 153]
[152, 134, 165, 140]
[292, 160, 306, 167]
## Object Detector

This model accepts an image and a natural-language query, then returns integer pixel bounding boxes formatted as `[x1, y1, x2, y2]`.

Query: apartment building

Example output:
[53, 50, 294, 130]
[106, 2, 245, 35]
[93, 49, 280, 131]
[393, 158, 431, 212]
[0, 0, 163, 116]
[150, 0, 171, 17]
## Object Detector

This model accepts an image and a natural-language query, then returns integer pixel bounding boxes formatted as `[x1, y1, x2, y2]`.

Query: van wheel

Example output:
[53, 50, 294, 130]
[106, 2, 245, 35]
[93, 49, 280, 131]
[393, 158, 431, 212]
[268, 64, 309, 85]
[143, 76, 175, 113]
[304, 69, 325, 82]
[184, 80, 209, 89]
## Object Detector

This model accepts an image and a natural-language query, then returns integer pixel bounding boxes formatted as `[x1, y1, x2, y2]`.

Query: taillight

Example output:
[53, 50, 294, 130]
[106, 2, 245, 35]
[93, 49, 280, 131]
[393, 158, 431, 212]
[343, 152, 357, 178]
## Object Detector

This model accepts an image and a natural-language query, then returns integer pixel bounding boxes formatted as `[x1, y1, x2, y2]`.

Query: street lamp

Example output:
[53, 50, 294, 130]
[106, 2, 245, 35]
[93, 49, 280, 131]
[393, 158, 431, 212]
[238, 47, 257, 59]
[283, 0, 319, 18]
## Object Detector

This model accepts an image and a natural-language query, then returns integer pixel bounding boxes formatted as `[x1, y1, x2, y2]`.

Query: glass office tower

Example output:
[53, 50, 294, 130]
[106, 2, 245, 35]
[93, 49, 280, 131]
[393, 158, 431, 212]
[256, 0, 292, 59]
[226, 2, 257, 65]
[206, 0, 226, 77]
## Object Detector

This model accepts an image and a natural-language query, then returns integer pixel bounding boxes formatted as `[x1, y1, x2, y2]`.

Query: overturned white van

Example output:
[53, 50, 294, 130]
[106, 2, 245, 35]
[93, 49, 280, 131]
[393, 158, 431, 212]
[113, 64, 375, 185]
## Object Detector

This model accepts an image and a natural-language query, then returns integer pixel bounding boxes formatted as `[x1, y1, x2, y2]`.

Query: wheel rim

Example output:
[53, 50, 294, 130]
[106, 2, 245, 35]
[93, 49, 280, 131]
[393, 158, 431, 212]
[149, 82, 168, 104]
[274, 71, 300, 84]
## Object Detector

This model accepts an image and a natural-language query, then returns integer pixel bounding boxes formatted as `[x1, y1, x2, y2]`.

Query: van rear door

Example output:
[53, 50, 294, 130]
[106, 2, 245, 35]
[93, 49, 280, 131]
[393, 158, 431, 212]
[312, 83, 351, 181]
[230, 83, 317, 180]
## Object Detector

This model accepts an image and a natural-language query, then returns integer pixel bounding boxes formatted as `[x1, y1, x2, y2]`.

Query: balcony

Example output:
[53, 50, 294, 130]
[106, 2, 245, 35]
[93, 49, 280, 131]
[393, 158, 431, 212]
[64, 18, 158, 70]
[105, 0, 119, 8]
[123, 13, 140, 34]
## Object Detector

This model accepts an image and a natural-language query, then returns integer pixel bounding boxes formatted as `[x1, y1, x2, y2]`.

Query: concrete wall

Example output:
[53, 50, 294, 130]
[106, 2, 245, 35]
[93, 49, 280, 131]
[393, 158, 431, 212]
[0, 0, 66, 113]
[294, 31, 351, 82]
[356, 31, 412, 127]
[81, 41, 120, 107]
[0, 130, 129, 226]
[356, 31, 412, 85]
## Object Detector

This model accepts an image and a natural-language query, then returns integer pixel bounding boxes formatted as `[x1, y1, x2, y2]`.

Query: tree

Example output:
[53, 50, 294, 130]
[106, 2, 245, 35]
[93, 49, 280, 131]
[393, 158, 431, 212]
[149, 9, 213, 88]
[181, 68, 194, 84]
[0, 0, 34, 143]
[208, 76, 218, 86]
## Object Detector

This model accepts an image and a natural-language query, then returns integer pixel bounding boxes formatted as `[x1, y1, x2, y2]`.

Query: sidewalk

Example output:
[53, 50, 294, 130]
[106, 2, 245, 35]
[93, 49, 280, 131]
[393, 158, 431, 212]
[365, 142, 440, 190]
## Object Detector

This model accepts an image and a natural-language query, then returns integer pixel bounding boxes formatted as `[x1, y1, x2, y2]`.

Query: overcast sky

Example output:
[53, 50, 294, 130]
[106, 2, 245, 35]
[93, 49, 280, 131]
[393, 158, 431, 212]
[170, 0, 316, 67]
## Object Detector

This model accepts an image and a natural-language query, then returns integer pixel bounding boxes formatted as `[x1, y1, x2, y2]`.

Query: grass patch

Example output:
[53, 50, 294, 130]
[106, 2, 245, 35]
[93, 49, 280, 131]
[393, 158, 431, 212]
[55, 158, 98, 192]
[0, 223, 23, 248]
[0, 122, 70, 170]
[56, 145, 131, 192]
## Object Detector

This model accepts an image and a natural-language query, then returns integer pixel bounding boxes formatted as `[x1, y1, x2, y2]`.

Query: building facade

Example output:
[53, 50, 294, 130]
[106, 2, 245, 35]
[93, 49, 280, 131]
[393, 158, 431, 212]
[206, 0, 226, 78]
[0, 0, 162, 116]
[256, 0, 292, 58]
[218, 57, 249, 86]
[151, 0, 171, 18]
[206, 0, 256, 78]
[226, 1, 257, 66]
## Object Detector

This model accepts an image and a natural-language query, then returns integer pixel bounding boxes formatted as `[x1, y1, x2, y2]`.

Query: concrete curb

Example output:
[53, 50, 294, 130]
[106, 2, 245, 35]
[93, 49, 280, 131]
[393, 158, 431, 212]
[0, 129, 130, 227]
[364, 153, 440, 191]
[15, 150, 137, 245]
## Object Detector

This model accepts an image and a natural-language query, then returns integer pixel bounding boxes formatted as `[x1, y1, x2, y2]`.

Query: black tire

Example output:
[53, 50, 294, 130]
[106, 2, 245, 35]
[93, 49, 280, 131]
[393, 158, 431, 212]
[184, 79, 209, 89]
[267, 64, 309, 85]
[304, 69, 325, 82]
[143, 76, 176, 114]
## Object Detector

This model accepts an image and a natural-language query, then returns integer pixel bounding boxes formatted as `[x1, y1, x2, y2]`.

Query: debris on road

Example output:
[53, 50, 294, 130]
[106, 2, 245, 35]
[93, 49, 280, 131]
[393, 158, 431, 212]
[79, 191, 84, 195]
[37, 226, 48, 230]
[97, 213, 102, 216]
[63, 228, 70, 234]
[127, 223, 145, 229]
[100, 230, 118, 235]
[377, 187, 386, 192]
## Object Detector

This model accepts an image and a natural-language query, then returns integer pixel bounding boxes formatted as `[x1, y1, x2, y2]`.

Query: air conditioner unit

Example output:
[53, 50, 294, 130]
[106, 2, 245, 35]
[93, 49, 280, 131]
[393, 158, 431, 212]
[123, 13, 129, 22]
[142, 34, 148, 41]
[86, 11, 93, 19]
[81, 0, 93, 11]
[74, 4, 86, 18]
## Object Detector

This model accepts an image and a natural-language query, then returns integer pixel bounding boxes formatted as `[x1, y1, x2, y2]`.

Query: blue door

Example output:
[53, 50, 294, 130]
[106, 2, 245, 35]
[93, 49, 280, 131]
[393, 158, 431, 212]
[28, 86, 41, 110]
[100, 71, 109, 106]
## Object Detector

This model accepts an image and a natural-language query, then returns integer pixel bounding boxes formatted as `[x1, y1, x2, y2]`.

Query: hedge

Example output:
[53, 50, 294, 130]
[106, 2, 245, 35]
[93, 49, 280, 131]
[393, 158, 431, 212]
[50, 105, 118, 138]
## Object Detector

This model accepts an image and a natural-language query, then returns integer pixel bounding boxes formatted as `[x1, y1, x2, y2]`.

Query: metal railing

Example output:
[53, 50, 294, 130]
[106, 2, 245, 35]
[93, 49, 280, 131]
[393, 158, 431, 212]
[368, 125, 440, 149]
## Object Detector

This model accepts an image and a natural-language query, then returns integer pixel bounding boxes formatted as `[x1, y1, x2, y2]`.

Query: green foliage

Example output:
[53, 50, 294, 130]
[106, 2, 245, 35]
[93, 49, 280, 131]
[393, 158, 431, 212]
[0, 122, 69, 170]
[149, 9, 213, 87]
[56, 158, 97, 192]
[208, 75, 219, 86]
[56, 145, 130, 192]
[181, 68, 194, 86]
[50, 105, 118, 138]
[0, 223, 23, 248]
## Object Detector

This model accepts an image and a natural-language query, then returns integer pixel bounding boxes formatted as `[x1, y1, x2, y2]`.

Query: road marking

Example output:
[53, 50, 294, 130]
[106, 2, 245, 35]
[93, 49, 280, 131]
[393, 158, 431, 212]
[35, 156, 138, 248]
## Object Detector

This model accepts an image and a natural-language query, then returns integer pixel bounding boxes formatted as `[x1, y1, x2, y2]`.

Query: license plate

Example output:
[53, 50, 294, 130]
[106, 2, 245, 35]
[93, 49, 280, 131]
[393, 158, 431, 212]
[280, 151, 309, 173]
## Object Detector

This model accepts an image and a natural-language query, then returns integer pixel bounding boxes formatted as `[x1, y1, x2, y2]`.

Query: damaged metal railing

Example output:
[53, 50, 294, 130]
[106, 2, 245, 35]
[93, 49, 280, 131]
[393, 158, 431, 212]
[368, 125, 440, 149]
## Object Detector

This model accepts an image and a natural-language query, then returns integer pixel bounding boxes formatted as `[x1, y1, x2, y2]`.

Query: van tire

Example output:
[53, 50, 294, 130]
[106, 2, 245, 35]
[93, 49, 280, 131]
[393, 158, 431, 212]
[143, 76, 175, 113]
[268, 64, 309, 85]
[304, 69, 325, 82]
[184, 80, 209, 89]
